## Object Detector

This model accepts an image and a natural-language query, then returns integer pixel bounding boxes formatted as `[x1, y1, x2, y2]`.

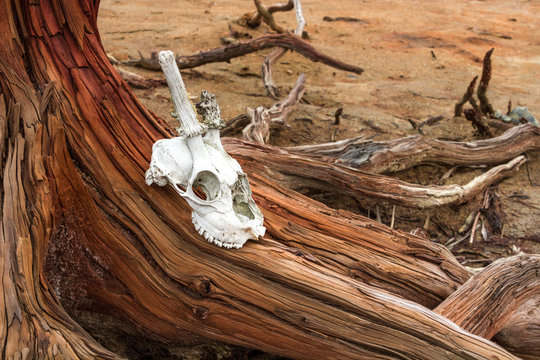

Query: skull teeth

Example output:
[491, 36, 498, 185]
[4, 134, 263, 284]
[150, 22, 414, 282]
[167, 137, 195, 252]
[192, 214, 241, 249]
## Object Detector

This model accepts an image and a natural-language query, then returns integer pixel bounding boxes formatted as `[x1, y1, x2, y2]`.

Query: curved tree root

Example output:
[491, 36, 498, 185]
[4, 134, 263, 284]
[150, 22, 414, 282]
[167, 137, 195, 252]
[435, 254, 540, 359]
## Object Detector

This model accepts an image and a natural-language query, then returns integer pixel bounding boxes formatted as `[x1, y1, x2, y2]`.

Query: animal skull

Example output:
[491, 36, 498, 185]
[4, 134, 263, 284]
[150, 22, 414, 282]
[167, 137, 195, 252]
[145, 51, 265, 249]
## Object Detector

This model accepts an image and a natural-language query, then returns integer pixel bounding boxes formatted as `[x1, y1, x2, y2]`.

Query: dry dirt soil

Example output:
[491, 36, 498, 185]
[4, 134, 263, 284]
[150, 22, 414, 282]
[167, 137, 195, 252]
[96, 0, 539, 356]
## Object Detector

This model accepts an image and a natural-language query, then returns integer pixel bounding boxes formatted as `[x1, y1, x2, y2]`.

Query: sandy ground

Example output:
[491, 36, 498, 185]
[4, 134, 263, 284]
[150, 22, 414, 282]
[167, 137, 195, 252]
[98, 0, 539, 266]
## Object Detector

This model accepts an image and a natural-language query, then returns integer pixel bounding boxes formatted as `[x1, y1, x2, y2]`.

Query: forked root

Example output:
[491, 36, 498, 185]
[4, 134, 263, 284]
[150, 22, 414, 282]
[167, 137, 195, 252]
[243, 73, 306, 143]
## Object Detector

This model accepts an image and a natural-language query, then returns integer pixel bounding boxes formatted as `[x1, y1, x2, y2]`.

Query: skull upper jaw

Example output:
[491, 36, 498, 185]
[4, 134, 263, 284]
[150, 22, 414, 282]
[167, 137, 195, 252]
[191, 210, 265, 249]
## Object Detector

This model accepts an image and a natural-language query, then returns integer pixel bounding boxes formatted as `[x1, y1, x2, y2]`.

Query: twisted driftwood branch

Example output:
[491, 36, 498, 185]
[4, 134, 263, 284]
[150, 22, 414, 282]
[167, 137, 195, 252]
[287, 123, 540, 174]
[253, 0, 288, 33]
[225, 139, 527, 209]
[127, 33, 363, 76]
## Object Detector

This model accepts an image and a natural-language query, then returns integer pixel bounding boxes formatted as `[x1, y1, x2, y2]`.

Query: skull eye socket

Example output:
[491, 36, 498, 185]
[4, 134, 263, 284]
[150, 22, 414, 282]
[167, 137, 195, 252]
[192, 171, 221, 201]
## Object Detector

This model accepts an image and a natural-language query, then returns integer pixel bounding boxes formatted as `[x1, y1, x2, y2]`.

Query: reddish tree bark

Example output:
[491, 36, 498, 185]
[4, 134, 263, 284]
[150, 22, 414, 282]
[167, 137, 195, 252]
[0, 1, 535, 359]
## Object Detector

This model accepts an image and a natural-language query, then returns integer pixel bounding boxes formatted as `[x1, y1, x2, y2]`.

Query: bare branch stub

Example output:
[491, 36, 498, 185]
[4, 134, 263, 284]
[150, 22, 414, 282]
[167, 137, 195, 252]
[262, 48, 287, 98]
[464, 108, 494, 138]
[334, 107, 344, 125]
[468, 93, 482, 115]
[454, 75, 478, 117]
[133, 50, 161, 70]
[243, 73, 306, 143]
[477, 48, 495, 116]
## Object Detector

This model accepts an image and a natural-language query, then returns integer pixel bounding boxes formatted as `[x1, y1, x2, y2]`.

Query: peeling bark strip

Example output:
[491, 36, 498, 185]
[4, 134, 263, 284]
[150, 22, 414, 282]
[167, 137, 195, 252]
[130, 33, 364, 75]
[287, 123, 540, 173]
[0, 1, 535, 359]
[435, 254, 540, 358]
[243, 73, 306, 143]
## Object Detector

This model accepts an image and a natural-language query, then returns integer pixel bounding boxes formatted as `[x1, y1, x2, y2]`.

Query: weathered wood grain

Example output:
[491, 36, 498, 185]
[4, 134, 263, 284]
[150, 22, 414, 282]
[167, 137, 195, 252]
[435, 254, 540, 359]
[0, 1, 535, 359]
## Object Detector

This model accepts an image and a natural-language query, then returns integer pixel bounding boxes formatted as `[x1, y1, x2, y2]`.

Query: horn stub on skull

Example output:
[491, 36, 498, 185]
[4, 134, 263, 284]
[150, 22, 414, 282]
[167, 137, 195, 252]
[196, 91, 226, 130]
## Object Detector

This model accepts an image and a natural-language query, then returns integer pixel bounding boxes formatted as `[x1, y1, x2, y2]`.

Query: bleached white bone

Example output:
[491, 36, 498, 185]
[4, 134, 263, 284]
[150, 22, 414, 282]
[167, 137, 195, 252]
[158, 50, 206, 137]
[146, 51, 265, 249]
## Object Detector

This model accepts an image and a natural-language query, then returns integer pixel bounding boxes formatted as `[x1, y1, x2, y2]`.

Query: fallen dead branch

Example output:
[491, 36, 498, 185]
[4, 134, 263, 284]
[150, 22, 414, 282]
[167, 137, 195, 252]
[225, 138, 527, 209]
[126, 33, 364, 76]
[454, 48, 498, 136]
[116, 67, 166, 89]
[435, 254, 540, 359]
[286, 123, 540, 173]
[243, 73, 306, 143]
[323, 16, 368, 23]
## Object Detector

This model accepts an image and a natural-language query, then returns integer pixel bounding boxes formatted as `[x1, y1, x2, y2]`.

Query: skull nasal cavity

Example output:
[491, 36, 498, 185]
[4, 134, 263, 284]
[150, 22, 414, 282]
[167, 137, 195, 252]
[193, 171, 221, 201]
[233, 195, 255, 220]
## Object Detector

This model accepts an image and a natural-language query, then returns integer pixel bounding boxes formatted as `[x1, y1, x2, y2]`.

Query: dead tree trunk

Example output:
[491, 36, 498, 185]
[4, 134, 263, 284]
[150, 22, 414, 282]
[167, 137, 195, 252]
[0, 1, 535, 359]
